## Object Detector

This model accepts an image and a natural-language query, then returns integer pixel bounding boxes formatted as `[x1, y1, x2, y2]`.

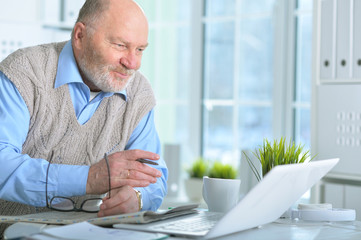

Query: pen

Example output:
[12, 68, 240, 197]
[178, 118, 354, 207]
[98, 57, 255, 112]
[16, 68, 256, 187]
[136, 158, 159, 165]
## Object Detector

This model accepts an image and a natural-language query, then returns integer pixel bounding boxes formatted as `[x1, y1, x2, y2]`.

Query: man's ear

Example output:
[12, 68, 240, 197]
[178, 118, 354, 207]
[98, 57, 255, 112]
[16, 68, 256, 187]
[72, 22, 86, 49]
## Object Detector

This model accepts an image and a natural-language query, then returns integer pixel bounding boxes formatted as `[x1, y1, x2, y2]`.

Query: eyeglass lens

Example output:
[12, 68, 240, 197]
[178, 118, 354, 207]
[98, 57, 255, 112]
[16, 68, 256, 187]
[50, 197, 102, 212]
[46, 151, 109, 213]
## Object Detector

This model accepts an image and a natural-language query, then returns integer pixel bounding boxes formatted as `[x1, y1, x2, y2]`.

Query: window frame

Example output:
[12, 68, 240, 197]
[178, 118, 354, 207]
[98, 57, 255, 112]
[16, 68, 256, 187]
[198, 0, 312, 159]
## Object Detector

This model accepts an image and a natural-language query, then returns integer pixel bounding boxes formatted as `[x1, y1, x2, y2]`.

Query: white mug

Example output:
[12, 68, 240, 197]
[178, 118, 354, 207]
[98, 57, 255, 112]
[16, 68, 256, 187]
[202, 176, 241, 213]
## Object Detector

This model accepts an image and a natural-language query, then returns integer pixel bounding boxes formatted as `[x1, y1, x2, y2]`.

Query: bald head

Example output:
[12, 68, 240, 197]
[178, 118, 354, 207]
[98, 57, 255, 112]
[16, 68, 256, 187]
[104, 0, 148, 35]
[72, 0, 148, 38]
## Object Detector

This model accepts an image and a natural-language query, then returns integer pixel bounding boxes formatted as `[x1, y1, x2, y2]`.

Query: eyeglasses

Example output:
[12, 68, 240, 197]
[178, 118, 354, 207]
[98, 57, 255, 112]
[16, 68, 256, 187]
[45, 152, 111, 212]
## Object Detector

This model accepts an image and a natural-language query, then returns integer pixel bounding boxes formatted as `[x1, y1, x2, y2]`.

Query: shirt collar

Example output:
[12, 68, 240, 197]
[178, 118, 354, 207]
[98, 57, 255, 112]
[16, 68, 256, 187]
[54, 41, 127, 100]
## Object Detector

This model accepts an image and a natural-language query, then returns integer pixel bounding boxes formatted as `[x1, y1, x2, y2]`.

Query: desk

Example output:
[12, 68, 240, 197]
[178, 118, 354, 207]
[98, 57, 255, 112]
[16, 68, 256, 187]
[4, 219, 361, 240]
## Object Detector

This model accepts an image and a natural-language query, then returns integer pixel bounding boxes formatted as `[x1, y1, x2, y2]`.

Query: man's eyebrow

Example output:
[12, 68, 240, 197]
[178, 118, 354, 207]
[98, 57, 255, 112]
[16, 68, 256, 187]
[140, 43, 149, 48]
[113, 37, 149, 48]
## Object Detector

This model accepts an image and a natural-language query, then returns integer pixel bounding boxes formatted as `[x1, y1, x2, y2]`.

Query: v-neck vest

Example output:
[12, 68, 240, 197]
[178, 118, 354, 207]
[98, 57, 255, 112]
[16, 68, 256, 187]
[0, 41, 155, 217]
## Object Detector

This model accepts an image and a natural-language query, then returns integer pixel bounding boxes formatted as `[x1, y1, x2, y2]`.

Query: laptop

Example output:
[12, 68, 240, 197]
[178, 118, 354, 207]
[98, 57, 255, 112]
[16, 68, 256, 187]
[114, 158, 339, 239]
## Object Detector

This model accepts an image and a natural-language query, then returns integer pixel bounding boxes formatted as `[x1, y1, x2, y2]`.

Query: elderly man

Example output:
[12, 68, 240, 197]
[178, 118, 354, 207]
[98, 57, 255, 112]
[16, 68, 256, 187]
[0, 0, 168, 234]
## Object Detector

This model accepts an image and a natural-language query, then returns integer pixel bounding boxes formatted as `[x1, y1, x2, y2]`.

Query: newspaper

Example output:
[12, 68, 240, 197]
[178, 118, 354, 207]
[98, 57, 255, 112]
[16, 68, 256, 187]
[0, 204, 198, 226]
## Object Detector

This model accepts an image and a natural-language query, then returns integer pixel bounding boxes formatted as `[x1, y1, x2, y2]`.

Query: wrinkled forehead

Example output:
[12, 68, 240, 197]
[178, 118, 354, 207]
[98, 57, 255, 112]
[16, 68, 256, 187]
[95, 0, 149, 42]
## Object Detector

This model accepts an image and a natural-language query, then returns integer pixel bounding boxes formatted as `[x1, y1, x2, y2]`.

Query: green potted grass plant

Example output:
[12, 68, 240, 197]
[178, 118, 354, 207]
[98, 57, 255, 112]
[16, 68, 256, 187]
[185, 158, 239, 202]
[208, 161, 238, 179]
[243, 137, 314, 181]
[185, 157, 208, 202]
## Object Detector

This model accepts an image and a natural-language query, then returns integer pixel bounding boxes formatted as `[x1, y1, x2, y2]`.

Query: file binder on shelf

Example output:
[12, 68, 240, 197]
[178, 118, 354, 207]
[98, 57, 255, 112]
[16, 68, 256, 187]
[335, 0, 351, 79]
[63, 0, 85, 24]
[43, 0, 60, 24]
[353, 0, 361, 78]
[320, 0, 335, 79]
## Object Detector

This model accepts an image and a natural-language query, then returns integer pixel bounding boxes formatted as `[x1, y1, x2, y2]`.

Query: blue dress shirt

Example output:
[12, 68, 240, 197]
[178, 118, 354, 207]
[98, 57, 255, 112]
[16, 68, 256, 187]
[0, 41, 167, 211]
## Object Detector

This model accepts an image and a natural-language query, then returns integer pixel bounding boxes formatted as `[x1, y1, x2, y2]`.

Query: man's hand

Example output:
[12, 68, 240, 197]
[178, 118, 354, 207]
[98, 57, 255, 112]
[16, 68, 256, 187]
[97, 186, 139, 217]
[86, 149, 162, 195]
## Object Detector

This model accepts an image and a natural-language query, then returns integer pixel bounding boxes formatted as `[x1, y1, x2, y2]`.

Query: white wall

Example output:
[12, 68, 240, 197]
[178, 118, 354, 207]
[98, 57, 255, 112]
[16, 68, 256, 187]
[0, 0, 84, 61]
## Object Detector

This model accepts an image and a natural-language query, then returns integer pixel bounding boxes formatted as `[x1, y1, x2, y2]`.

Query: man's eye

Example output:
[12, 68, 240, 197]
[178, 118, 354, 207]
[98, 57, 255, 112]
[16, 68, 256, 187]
[116, 43, 126, 48]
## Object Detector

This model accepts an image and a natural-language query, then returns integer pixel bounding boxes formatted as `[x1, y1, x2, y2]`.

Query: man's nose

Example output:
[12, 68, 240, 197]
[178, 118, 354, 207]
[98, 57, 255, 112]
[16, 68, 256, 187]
[120, 50, 138, 70]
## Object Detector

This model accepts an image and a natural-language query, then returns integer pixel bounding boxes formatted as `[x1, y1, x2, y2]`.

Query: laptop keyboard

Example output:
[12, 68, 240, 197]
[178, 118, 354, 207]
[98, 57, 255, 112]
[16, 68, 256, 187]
[151, 212, 222, 233]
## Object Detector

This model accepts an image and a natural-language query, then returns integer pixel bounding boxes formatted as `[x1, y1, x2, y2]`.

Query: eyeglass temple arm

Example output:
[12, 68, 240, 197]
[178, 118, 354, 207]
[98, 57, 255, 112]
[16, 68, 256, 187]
[104, 153, 111, 198]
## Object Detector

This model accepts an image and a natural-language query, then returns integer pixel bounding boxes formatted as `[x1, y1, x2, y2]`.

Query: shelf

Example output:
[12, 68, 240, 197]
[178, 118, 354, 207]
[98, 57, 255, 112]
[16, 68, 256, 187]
[318, 79, 361, 84]
[322, 172, 361, 186]
[42, 22, 74, 31]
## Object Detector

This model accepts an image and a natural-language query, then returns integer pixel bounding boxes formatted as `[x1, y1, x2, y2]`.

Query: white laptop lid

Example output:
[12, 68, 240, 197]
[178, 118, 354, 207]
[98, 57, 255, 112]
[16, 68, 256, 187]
[206, 158, 339, 239]
[114, 159, 339, 239]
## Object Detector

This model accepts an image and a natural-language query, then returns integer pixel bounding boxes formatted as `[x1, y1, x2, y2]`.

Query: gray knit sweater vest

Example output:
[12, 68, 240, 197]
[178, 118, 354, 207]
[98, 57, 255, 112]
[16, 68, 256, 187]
[0, 42, 156, 218]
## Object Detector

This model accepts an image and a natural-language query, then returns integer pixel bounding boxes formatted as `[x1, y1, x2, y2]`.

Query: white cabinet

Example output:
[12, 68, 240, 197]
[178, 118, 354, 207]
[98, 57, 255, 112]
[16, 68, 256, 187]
[345, 185, 361, 220]
[0, 0, 86, 61]
[323, 182, 344, 208]
[63, 0, 85, 24]
[43, 0, 61, 23]
[322, 182, 361, 220]
[312, 0, 361, 212]
[42, 0, 85, 30]
[0, 0, 41, 22]
[0, 23, 49, 61]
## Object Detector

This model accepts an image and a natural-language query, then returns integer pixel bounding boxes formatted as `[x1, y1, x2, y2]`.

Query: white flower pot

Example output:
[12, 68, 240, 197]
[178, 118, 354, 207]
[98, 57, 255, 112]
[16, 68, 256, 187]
[184, 178, 203, 202]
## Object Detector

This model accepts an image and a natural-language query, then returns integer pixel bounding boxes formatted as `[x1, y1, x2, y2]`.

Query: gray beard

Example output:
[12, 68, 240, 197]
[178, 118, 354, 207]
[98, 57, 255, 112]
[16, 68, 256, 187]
[78, 55, 135, 93]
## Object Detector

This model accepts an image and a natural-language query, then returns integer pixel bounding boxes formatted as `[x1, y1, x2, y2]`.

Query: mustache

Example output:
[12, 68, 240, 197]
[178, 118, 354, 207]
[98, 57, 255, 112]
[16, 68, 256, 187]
[111, 65, 135, 76]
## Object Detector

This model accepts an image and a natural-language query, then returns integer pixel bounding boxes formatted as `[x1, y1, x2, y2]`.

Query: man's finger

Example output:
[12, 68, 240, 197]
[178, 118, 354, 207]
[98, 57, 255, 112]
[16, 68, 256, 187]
[114, 149, 160, 162]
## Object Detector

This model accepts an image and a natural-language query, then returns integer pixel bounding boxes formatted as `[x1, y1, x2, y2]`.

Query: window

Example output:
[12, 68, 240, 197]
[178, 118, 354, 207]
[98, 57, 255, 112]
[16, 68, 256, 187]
[202, 0, 313, 164]
[202, 0, 275, 164]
